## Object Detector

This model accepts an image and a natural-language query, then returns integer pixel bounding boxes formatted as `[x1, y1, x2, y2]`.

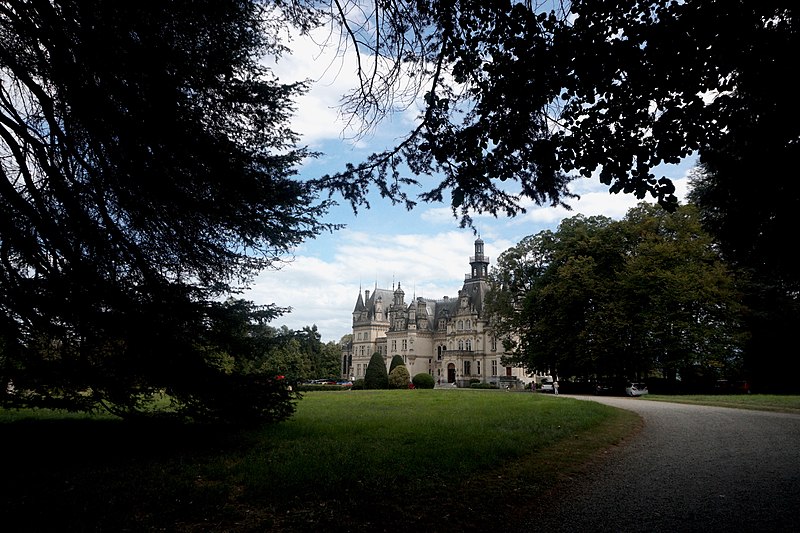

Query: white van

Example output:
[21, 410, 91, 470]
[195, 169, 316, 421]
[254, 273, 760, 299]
[625, 382, 648, 396]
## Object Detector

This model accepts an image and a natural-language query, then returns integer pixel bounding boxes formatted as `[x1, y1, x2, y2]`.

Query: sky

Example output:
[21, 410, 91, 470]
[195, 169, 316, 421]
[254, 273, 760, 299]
[243, 23, 697, 343]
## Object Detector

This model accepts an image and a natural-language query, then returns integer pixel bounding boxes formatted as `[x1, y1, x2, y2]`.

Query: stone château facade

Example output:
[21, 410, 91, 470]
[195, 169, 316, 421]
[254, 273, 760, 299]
[341, 238, 530, 387]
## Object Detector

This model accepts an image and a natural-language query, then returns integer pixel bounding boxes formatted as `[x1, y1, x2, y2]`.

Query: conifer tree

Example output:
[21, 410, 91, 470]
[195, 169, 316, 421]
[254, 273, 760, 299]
[364, 352, 389, 390]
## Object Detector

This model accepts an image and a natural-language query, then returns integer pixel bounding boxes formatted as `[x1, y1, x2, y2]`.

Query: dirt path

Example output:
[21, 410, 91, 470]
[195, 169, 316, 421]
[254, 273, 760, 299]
[515, 396, 800, 532]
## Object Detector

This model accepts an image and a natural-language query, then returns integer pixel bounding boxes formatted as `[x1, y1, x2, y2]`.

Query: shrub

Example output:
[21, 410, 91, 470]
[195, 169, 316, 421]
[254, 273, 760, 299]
[296, 384, 350, 392]
[388, 365, 411, 389]
[351, 379, 365, 390]
[412, 373, 435, 389]
[364, 352, 389, 389]
[469, 382, 498, 389]
[389, 355, 405, 373]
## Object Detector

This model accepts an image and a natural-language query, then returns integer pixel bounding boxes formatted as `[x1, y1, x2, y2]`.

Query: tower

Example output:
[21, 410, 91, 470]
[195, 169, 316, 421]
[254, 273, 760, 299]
[468, 237, 489, 280]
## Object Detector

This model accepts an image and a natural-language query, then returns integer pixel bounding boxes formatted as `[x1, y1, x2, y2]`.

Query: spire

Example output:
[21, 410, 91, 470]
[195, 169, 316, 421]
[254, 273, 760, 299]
[353, 289, 366, 312]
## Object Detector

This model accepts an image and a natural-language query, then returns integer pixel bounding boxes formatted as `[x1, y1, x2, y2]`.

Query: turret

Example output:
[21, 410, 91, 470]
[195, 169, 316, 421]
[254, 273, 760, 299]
[468, 237, 490, 280]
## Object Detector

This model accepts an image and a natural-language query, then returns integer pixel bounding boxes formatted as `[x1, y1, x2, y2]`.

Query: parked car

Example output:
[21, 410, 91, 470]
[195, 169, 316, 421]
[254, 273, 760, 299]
[594, 383, 616, 396]
[540, 381, 554, 393]
[625, 382, 649, 397]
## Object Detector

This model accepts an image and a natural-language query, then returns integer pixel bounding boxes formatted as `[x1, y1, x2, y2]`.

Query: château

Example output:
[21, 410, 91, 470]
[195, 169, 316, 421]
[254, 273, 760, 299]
[341, 238, 530, 387]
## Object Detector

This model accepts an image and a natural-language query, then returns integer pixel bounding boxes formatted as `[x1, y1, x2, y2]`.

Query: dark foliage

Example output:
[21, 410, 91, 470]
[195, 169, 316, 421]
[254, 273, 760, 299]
[364, 352, 388, 389]
[317, 1, 796, 229]
[412, 372, 435, 389]
[489, 205, 747, 386]
[0, 0, 333, 421]
[389, 354, 405, 373]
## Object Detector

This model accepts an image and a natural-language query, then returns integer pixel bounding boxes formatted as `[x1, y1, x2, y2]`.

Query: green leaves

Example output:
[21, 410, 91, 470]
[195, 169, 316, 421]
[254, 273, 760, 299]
[487, 204, 746, 383]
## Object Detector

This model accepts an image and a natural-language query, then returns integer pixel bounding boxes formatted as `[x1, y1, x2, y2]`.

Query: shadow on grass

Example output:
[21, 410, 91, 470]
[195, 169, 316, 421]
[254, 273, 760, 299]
[0, 400, 642, 532]
[1, 417, 251, 532]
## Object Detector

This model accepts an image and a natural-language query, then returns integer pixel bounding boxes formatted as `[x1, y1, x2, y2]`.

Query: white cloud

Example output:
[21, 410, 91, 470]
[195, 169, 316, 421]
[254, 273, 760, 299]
[244, 228, 510, 342]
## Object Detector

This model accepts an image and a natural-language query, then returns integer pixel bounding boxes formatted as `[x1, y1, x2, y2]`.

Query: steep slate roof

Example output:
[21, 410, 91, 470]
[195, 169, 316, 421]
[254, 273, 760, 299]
[353, 291, 366, 313]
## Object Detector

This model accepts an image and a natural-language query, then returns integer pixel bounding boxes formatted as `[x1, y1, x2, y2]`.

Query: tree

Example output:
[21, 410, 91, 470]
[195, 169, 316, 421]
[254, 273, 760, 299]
[689, 158, 800, 392]
[389, 355, 405, 374]
[292, 325, 341, 379]
[364, 352, 389, 389]
[318, 1, 796, 230]
[614, 204, 748, 387]
[488, 205, 747, 386]
[0, 1, 333, 421]
[388, 365, 410, 389]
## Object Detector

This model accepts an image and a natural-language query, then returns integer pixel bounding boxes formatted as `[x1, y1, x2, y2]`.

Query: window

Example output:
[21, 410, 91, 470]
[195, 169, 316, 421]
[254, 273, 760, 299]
[458, 340, 464, 351]
[357, 333, 361, 340]
[458, 320, 463, 331]
[465, 339, 472, 351]
[476, 360, 481, 375]
[360, 346, 365, 356]
[491, 336, 497, 351]
[402, 339, 408, 350]
[391, 340, 397, 351]
[491, 359, 498, 376]
[463, 361, 471, 375]
[465, 319, 471, 330]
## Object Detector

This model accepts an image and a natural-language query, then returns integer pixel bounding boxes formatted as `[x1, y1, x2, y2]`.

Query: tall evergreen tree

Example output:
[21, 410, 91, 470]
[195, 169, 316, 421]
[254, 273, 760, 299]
[364, 352, 389, 390]
[0, 0, 331, 421]
[389, 355, 405, 374]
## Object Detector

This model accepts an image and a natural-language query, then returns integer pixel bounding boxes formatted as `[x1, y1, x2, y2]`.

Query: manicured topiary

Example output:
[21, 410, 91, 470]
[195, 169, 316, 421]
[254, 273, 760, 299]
[469, 382, 498, 389]
[389, 355, 405, 373]
[412, 373, 435, 389]
[364, 352, 389, 389]
[351, 379, 365, 390]
[388, 365, 411, 389]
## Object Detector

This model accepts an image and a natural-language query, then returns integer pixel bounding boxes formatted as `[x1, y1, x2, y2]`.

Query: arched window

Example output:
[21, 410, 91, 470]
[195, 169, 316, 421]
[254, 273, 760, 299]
[465, 339, 472, 351]
[458, 340, 464, 351]
[465, 319, 471, 330]
[458, 320, 463, 331]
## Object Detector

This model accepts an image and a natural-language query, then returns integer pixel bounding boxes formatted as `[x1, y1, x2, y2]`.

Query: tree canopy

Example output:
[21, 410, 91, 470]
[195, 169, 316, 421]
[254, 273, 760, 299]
[316, 0, 796, 237]
[0, 0, 335, 421]
[487, 204, 748, 389]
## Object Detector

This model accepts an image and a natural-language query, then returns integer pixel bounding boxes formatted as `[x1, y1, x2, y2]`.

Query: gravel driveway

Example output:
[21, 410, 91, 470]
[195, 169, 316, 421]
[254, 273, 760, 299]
[516, 396, 800, 532]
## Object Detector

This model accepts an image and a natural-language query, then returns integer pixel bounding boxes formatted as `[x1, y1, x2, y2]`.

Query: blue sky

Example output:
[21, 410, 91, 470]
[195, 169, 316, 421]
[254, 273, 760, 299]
[245, 25, 697, 343]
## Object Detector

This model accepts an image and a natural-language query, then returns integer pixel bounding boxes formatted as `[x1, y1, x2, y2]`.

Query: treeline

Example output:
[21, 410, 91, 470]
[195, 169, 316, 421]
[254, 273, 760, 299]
[1, 297, 343, 421]
[197, 299, 343, 384]
[487, 202, 760, 393]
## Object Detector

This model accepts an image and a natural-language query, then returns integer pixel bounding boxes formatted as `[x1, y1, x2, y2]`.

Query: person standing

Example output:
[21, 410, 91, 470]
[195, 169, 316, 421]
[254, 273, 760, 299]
[553, 380, 559, 395]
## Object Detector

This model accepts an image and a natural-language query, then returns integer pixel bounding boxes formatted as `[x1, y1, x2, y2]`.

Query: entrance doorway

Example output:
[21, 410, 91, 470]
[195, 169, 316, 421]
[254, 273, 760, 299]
[447, 363, 456, 383]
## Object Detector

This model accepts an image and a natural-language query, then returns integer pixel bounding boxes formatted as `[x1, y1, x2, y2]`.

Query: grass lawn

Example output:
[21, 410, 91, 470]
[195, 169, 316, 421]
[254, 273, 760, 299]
[643, 393, 800, 414]
[0, 390, 639, 532]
